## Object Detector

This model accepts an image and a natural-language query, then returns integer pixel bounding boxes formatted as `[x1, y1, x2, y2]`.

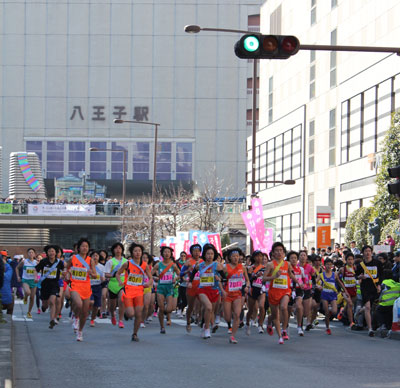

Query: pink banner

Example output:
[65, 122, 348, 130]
[251, 198, 266, 245]
[183, 240, 191, 255]
[207, 233, 222, 255]
[261, 228, 274, 254]
[241, 210, 262, 250]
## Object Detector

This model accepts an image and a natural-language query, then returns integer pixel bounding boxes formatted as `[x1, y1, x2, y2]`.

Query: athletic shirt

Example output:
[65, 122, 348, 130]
[190, 258, 203, 283]
[198, 261, 218, 290]
[225, 263, 244, 294]
[22, 259, 37, 280]
[158, 261, 174, 285]
[125, 260, 147, 297]
[270, 260, 290, 290]
[322, 271, 336, 293]
[291, 264, 305, 289]
[343, 265, 356, 289]
[301, 263, 314, 290]
[107, 257, 128, 293]
[70, 255, 91, 286]
[91, 263, 105, 286]
[250, 264, 265, 289]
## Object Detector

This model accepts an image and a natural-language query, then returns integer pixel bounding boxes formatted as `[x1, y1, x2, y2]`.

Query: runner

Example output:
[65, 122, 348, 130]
[89, 251, 106, 327]
[262, 242, 298, 344]
[141, 252, 154, 326]
[338, 251, 356, 327]
[15, 248, 38, 319]
[34, 245, 64, 329]
[288, 251, 306, 336]
[151, 246, 180, 334]
[222, 248, 250, 344]
[116, 243, 153, 341]
[189, 244, 224, 339]
[55, 246, 66, 322]
[319, 258, 349, 334]
[183, 244, 203, 332]
[98, 249, 109, 318]
[299, 250, 315, 332]
[245, 250, 266, 335]
[65, 238, 96, 341]
[177, 251, 188, 318]
[104, 242, 127, 328]
[355, 245, 383, 337]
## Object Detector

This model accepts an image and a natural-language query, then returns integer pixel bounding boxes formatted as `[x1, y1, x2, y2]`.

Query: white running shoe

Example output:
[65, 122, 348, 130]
[140, 322, 146, 328]
[73, 318, 79, 332]
[147, 316, 153, 322]
[76, 331, 83, 342]
[204, 329, 211, 339]
[297, 327, 304, 336]
[215, 315, 220, 325]
[258, 326, 264, 334]
[245, 324, 251, 336]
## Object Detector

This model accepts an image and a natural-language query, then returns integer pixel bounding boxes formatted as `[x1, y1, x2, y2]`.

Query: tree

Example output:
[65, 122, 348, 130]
[381, 219, 400, 248]
[371, 111, 400, 226]
[344, 207, 373, 248]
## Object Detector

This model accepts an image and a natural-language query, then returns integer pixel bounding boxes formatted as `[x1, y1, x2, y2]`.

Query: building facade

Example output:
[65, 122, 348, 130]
[252, 0, 400, 250]
[0, 0, 263, 199]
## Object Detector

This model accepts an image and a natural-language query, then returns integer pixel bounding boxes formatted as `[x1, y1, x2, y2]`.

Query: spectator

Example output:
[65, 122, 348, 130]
[1, 253, 14, 316]
[385, 235, 396, 252]
[350, 241, 360, 255]
[392, 251, 400, 282]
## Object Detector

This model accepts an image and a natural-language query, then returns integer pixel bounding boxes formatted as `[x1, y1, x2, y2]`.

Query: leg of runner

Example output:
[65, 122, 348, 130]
[198, 293, 212, 336]
[186, 294, 196, 332]
[280, 295, 290, 340]
[132, 302, 143, 341]
[70, 291, 83, 334]
[22, 283, 32, 317]
[48, 294, 58, 328]
[77, 298, 91, 336]
[101, 287, 108, 318]
[117, 289, 125, 328]
[56, 285, 65, 321]
[245, 296, 255, 335]
[142, 292, 152, 325]
[302, 294, 312, 328]
[157, 293, 166, 333]
[322, 299, 331, 334]
[295, 296, 304, 336]
[230, 298, 242, 343]
[223, 299, 233, 339]
[364, 301, 373, 333]
[270, 303, 282, 343]
[258, 294, 266, 333]
[165, 295, 175, 326]
[36, 287, 41, 314]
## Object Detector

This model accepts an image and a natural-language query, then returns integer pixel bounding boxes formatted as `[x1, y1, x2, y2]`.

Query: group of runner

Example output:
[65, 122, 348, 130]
[13, 239, 389, 344]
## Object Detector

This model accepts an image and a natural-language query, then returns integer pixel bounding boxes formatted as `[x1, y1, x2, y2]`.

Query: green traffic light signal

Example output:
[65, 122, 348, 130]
[243, 36, 260, 52]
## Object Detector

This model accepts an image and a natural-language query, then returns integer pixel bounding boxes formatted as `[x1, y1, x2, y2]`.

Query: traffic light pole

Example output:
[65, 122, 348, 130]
[299, 43, 400, 55]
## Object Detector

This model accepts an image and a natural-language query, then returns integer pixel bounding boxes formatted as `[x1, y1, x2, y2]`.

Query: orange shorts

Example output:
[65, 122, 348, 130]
[224, 291, 242, 303]
[123, 294, 144, 308]
[198, 288, 219, 304]
[268, 290, 290, 306]
[70, 283, 92, 300]
[186, 281, 200, 297]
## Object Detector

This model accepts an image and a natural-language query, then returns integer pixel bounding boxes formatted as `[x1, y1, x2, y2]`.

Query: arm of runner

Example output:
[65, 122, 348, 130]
[151, 263, 159, 277]
[145, 265, 153, 288]
[262, 262, 275, 282]
[335, 272, 349, 297]
[173, 264, 181, 276]
[287, 263, 298, 284]
[115, 262, 128, 287]
[15, 259, 23, 282]
[89, 257, 96, 278]
[104, 260, 113, 279]
[243, 266, 250, 289]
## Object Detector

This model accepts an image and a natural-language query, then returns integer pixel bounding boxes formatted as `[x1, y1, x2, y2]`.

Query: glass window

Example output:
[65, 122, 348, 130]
[156, 142, 171, 180]
[349, 95, 362, 161]
[47, 141, 64, 178]
[133, 142, 149, 180]
[341, 100, 349, 163]
[309, 156, 314, 173]
[176, 142, 192, 181]
[69, 141, 85, 177]
[111, 142, 128, 180]
[90, 141, 107, 179]
[311, 7, 316, 25]
[363, 87, 376, 155]
[377, 79, 392, 142]
[26, 141, 43, 164]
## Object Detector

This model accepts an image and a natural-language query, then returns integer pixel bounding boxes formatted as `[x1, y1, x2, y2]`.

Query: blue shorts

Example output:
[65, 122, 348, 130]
[90, 284, 102, 307]
[157, 284, 174, 298]
[22, 279, 37, 289]
[321, 291, 337, 302]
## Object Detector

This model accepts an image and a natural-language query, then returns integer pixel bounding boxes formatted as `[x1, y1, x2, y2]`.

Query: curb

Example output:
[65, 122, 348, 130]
[0, 316, 13, 388]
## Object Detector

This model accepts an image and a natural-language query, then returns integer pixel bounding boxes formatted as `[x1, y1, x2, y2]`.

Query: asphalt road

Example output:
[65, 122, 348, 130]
[12, 301, 400, 388]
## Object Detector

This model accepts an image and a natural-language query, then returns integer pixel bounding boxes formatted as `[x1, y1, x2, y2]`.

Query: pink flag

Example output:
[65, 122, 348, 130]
[183, 240, 191, 255]
[261, 228, 274, 254]
[208, 233, 222, 255]
[251, 198, 266, 248]
[241, 210, 261, 250]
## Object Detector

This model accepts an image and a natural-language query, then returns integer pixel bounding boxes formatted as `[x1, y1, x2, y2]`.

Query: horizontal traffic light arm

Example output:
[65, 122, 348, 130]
[300, 43, 400, 55]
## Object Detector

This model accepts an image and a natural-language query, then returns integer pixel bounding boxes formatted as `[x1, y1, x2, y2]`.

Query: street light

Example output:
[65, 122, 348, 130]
[113, 119, 160, 255]
[90, 147, 127, 242]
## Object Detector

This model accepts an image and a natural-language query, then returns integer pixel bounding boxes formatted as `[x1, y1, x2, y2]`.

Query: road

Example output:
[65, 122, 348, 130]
[12, 301, 400, 388]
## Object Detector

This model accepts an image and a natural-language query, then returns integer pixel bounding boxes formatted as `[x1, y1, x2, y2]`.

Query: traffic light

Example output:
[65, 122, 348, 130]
[388, 165, 400, 197]
[234, 34, 300, 60]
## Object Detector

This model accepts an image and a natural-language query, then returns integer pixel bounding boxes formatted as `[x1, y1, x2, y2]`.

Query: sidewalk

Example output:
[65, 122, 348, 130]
[0, 315, 13, 388]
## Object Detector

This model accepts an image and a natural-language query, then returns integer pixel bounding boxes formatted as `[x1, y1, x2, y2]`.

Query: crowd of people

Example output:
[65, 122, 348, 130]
[1, 239, 400, 344]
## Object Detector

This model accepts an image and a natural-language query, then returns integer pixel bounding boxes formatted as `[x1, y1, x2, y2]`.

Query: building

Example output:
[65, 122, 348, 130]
[0, 0, 263, 200]
[55, 175, 106, 202]
[251, 0, 400, 250]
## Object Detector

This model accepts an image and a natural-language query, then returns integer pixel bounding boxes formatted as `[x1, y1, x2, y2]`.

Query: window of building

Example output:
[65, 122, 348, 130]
[90, 142, 107, 179]
[176, 142, 192, 181]
[47, 141, 64, 179]
[266, 211, 301, 251]
[329, 187, 335, 213]
[311, 0, 317, 25]
[26, 141, 43, 164]
[69, 141, 85, 177]
[247, 77, 259, 95]
[329, 108, 336, 166]
[309, 120, 315, 173]
[132, 142, 149, 181]
[247, 108, 259, 128]
[156, 142, 171, 180]
[330, 29, 337, 87]
[308, 192, 315, 224]
[331, 0, 338, 8]
[248, 14, 260, 33]
[111, 142, 128, 180]
[310, 51, 316, 99]
[268, 76, 273, 123]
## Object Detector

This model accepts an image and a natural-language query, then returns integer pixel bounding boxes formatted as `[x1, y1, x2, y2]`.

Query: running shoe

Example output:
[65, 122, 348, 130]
[131, 333, 139, 342]
[278, 337, 284, 345]
[37, 308, 41, 314]
[337, 308, 344, 321]
[76, 331, 83, 342]
[215, 315, 221, 325]
[101, 312, 107, 319]
[111, 316, 117, 325]
[211, 325, 218, 333]
[177, 312, 184, 319]
[258, 326, 264, 334]
[140, 322, 145, 328]
[147, 316, 153, 322]
[160, 327, 166, 334]
[305, 324, 313, 331]
[153, 312, 157, 317]
[54, 318, 59, 325]
[228, 328, 232, 334]
[282, 330, 289, 340]
[73, 318, 79, 332]
[49, 320, 56, 329]
[239, 321, 244, 329]
[326, 328, 332, 335]
[204, 329, 211, 339]
[58, 313, 62, 319]
[90, 320, 95, 327]
[23, 297, 28, 305]
[368, 329, 375, 337]
[266, 325, 274, 336]
[297, 327, 304, 336]
[118, 321, 124, 328]
[167, 319, 171, 326]
[229, 336, 238, 344]
[313, 319, 319, 326]
[186, 325, 191, 333]
[245, 324, 251, 336]
[26, 312, 32, 319]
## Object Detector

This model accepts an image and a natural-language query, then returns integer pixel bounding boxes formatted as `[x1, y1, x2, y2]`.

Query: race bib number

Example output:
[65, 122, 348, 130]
[200, 275, 214, 287]
[365, 267, 377, 279]
[228, 277, 243, 292]
[71, 267, 88, 281]
[44, 268, 57, 279]
[273, 275, 288, 289]
[344, 277, 356, 287]
[252, 277, 263, 288]
[91, 273, 101, 286]
[160, 273, 173, 284]
[127, 273, 143, 286]
[25, 268, 35, 279]
[194, 271, 200, 281]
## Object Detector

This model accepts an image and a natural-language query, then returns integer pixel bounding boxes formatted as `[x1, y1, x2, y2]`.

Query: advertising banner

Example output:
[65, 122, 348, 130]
[28, 204, 96, 216]
[0, 203, 13, 214]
